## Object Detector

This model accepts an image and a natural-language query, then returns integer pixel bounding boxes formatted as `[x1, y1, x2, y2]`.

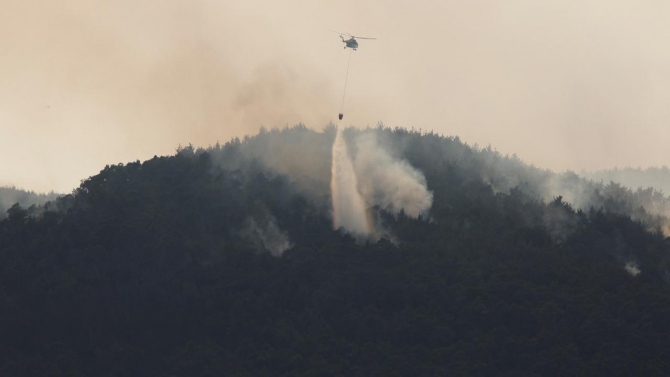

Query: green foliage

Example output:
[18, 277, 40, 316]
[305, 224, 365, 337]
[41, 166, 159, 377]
[2, 126, 670, 376]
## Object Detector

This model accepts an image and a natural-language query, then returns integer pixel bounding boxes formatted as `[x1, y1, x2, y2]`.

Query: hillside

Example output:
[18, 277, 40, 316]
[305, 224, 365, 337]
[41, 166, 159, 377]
[2, 125, 670, 376]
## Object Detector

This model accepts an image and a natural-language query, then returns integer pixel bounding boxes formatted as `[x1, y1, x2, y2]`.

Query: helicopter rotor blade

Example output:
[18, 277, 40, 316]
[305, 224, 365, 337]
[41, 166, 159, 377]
[352, 36, 376, 40]
[328, 29, 352, 37]
[328, 30, 353, 37]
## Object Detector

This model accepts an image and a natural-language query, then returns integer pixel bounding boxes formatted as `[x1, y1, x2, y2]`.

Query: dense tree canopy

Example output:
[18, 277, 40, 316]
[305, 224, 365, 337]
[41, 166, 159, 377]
[2, 126, 670, 376]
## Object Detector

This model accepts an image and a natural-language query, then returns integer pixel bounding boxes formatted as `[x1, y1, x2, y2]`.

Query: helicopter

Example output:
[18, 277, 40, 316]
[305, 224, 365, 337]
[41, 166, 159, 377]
[329, 30, 376, 50]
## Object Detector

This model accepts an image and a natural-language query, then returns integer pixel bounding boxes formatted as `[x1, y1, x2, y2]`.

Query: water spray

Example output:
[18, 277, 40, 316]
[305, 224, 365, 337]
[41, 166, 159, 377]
[330, 125, 370, 234]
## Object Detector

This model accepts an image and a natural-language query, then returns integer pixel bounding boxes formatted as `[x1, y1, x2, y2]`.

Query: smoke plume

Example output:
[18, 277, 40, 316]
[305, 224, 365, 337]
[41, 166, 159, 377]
[353, 133, 433, 218]
[243, 216, 292, 257]
[330, 127, 433, 235]
[625, 261, 641, 277]
[0, 186, 60, 219]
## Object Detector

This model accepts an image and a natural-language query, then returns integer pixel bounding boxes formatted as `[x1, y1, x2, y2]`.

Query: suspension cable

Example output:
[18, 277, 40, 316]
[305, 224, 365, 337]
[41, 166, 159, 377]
[339, 49, 353, 119]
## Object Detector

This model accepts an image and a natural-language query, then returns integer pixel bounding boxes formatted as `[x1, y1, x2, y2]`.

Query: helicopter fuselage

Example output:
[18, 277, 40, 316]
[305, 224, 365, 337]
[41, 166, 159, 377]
[342, 37, 358, 50]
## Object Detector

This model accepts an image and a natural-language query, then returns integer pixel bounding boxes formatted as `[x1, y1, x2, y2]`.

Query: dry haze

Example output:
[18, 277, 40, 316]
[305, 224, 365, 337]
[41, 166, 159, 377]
[2, 0, 670, 192]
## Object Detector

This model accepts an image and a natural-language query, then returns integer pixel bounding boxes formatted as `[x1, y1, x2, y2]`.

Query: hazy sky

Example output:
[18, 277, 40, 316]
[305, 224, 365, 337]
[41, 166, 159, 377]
[3, 0, 670, 192]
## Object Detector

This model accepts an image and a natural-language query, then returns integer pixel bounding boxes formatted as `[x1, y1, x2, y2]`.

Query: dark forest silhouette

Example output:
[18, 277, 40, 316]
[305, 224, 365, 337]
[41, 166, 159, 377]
[2, 125, 670, 376]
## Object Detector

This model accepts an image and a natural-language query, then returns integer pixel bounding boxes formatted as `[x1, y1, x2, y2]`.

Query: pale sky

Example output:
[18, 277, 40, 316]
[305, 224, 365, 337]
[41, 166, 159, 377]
[2, 0, 670, 192]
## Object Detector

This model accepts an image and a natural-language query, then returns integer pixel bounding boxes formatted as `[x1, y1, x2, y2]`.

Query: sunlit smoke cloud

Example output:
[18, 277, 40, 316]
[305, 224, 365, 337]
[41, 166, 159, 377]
[330, 126, 370, 234]
[353, 133, 433, 217]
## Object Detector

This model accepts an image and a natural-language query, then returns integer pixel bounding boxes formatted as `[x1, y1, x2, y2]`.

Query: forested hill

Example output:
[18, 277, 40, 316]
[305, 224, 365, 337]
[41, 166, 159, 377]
[3, 125, 670, 376]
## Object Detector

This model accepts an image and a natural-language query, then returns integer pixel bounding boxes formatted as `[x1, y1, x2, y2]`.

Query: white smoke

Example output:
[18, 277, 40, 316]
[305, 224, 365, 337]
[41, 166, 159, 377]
[330, 126, 370, 234]
[625, 261, 641, 277]
[243, 216, 292, 256]
[330, 128, 433, 235]
[353, 133, 433, 218]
